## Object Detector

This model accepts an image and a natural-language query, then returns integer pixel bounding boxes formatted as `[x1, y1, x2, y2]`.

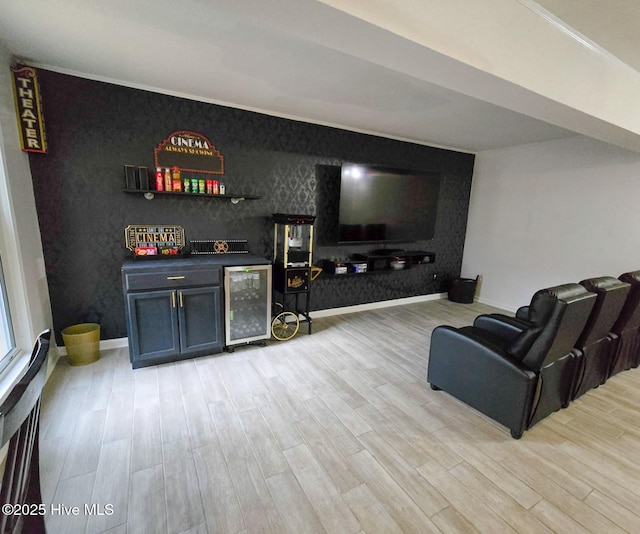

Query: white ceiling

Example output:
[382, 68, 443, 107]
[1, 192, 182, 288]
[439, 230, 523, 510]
[534, 0, 640, 73]
[0, 0, 637, 153]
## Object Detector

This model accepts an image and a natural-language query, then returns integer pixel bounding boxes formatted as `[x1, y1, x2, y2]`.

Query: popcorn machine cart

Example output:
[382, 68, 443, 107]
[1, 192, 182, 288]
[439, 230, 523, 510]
[271, 213, 318, 340]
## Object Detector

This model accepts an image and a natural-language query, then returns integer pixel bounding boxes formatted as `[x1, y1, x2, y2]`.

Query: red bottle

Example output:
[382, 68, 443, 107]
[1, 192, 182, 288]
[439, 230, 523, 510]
[155, 167, 163, 191]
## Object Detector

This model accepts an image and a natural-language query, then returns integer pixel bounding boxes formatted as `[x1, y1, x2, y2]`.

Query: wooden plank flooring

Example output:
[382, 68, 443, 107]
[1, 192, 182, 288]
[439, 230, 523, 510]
[38, 299, 640, 533]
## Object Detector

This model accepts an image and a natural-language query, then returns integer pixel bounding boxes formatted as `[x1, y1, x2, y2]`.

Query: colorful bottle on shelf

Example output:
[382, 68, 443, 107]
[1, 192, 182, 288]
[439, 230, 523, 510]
[164, 168, 172, 191]
[171, 166, 181, 192]
[155, 167, 164, 191]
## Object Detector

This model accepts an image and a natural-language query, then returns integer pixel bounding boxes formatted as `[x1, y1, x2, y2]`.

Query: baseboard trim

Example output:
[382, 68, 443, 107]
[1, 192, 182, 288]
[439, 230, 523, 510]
[475, 296, 516, 313]
[61, 294, 448, 352]
[57, 336, 130, 356]
[310, 293, 447, 318]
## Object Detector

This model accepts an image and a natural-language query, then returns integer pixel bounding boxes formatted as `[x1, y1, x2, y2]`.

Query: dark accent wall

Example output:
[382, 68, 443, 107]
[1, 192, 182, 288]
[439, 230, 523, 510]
[27, 70, 474, 342]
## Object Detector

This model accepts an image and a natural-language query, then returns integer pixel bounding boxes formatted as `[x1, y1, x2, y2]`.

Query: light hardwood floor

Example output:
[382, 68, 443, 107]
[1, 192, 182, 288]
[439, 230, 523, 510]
[38, 299, 640, 533]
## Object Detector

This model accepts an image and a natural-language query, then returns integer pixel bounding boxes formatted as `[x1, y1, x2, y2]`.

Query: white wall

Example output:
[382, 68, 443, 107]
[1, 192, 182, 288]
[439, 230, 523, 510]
[0, 44, 56, 376]
[463, 135, 640, 311]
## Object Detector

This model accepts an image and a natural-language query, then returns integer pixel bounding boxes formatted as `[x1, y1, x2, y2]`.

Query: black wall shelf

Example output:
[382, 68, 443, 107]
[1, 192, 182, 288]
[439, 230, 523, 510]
[319, 251, 436, 277]
[123, 189, 260, 204]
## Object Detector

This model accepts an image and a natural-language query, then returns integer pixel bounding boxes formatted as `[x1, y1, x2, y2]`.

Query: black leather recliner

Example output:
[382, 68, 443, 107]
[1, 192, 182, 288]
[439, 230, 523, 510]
[572, 277, 630, 399]
[427, 284, 595, 439]
[609, 271, 640, 376]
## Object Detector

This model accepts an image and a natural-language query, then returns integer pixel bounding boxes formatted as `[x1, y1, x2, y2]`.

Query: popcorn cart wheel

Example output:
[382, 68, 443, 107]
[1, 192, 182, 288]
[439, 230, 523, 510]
[270, 303, 300, 341]
[270, 267, 321, 341]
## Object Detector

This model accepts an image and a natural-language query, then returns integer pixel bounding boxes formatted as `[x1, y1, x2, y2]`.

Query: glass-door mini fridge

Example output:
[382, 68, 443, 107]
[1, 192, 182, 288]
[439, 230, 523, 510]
[224, 265, 272, 350]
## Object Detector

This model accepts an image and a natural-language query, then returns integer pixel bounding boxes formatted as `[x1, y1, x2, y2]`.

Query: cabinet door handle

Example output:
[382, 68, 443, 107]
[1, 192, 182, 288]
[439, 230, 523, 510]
[167, 275, 186, 280]
[179, 291, 184, 308]
[171, 291, 176, 308]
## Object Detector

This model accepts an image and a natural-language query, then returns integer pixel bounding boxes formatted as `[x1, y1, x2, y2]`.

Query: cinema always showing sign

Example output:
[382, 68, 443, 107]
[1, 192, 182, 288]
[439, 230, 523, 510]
[11, 65, 47, 154]
[154, 131, 224, 174]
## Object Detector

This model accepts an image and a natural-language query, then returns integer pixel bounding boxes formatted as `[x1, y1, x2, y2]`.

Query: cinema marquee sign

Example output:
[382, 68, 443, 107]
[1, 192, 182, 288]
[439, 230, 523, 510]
[11, 65, 47, 154]
[154, 130, 224, 174]
[124, 225, 186, 254]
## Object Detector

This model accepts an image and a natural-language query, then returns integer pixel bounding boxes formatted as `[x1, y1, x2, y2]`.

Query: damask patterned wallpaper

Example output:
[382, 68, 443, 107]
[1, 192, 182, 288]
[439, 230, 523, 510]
[28, 70, 474, 341]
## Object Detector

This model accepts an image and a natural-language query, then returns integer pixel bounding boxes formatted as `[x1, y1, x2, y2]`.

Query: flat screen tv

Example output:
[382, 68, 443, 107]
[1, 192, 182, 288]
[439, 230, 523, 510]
[338, 163, 440, 244]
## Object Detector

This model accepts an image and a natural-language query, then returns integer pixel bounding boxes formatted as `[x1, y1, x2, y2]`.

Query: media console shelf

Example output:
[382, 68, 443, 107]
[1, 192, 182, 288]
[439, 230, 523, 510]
[319, 250, 435, 276]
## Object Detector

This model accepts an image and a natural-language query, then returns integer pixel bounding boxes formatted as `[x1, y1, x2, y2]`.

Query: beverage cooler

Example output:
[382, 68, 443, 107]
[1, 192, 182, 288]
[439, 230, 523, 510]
[224, 265, 272, 349]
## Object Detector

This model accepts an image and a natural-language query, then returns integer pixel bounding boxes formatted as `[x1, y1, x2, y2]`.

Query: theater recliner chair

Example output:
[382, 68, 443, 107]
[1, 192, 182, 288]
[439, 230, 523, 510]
[427, 284, 595, 439]
[572, 277, 630, 399]
[609, 271, 640, 377]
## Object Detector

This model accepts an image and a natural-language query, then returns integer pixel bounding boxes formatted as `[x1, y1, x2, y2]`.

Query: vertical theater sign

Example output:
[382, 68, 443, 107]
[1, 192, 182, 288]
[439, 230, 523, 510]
[11, 65, 47, 154]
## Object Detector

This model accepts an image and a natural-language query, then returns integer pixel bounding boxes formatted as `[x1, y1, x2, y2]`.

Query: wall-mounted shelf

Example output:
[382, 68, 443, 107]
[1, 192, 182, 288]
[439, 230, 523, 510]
[123, 189, 260, 204]
[318, 250, 435, 277]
